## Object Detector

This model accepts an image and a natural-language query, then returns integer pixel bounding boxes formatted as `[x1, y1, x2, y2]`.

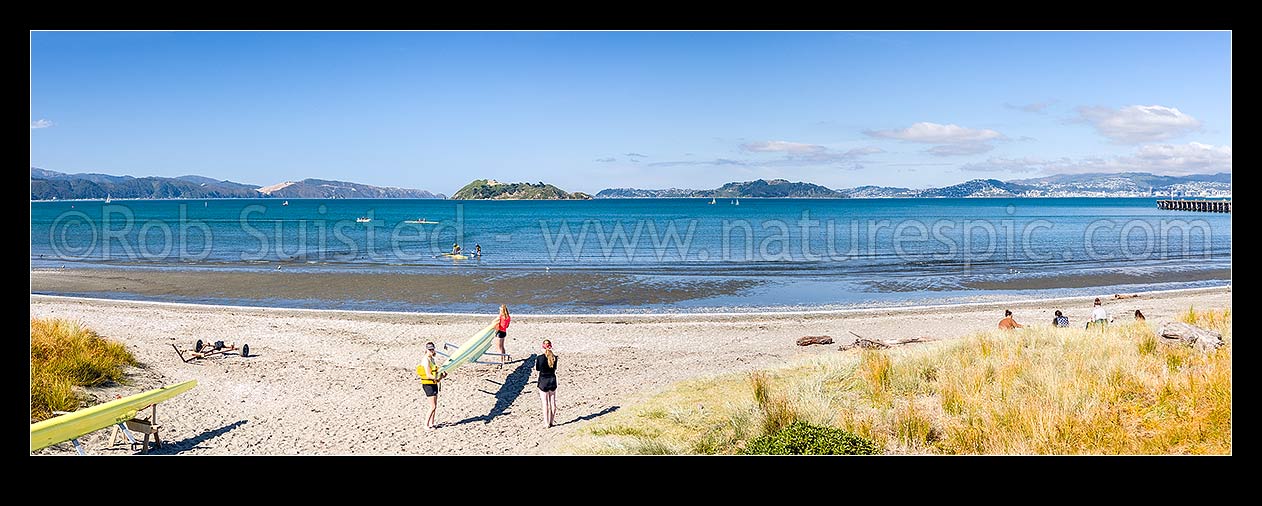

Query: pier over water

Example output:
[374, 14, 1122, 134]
[1157, 199, 1231, 213]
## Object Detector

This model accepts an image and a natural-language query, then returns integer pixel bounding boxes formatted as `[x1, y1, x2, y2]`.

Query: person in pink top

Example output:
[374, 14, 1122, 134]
[494, 304, 511, 366]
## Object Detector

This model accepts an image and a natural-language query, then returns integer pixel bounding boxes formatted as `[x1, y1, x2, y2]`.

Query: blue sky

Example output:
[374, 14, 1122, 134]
[30, 31, 1231, 194]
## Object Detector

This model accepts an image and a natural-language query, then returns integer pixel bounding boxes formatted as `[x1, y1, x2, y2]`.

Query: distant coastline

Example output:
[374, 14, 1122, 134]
[31, 167, 1230, 201]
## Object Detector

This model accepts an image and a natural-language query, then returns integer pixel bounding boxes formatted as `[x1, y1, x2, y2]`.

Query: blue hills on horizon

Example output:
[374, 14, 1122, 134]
[30, 167, 1229, 200]
[596, 173, 1231, 199]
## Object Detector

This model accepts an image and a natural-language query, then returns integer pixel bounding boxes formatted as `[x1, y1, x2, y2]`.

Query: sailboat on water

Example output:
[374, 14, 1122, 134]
[104, 194, 112, 204]
[709, 198, 716, 205]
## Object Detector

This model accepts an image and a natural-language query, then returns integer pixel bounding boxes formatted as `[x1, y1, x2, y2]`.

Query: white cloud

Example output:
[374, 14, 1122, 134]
[649, 158, 747, 168]
[1005, 100, 1057, 114]
[928, 143, 994, 157]
[624, 152, 647, 158]
[651, 142, 883, 168]
[595, 157, 617, 163]
[960, 157, 1055, 172]
[865, 122, 1004, 144]
[1129, 142, 1231, 175]
[960, 142, 1230, 176]
[741, 141, 826, 154]
[844, 146, 885, 156]
[1076, 105, 1201, 144]
[30, 119, 53, 129]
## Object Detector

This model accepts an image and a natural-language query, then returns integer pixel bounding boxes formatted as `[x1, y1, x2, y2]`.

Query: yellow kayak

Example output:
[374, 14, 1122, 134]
[30, 380, 197, 452]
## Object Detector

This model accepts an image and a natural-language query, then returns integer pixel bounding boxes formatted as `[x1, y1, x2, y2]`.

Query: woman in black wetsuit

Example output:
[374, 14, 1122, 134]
[536, 339, 558, 428]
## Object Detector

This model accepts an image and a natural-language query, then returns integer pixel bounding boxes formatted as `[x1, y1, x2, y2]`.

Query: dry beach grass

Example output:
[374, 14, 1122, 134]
[30, 287, 1229, 455]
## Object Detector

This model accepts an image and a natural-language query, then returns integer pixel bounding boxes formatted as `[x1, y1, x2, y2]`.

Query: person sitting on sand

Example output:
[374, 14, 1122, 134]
[1052, 310, 1070, 328]
[1088, 298, 1109, 329]
[535, 339, 559, 428]
[1134, 309, 1146, 321]
[999, 310, 1023, 330]
[418, 342, 447, 430]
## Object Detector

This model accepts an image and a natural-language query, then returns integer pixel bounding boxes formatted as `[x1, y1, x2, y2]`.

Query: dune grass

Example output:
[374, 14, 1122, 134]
[564, 308, 1231, 455]
[30, 318, 137, 422]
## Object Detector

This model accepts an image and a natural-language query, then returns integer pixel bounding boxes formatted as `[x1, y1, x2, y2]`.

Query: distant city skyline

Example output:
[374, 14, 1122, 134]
[30, 31, 1231, 195]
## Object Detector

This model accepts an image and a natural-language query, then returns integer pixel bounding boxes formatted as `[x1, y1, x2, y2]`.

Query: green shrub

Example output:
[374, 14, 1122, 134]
[742, 421, 881, 455]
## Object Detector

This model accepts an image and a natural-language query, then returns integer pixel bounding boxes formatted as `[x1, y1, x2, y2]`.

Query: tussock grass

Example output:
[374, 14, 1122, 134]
[30, 319, 137, 421]
[565, 308, 1231, 455]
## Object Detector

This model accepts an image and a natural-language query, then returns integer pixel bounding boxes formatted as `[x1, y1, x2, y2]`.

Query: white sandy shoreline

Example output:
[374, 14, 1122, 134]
[30, 284, 1230, 319]
[30, 286, 1231, 455]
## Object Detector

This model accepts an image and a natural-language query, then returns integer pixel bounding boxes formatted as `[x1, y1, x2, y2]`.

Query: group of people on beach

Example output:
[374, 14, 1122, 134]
[999, 297, 1147, 330]
[417, 304, 559, 430]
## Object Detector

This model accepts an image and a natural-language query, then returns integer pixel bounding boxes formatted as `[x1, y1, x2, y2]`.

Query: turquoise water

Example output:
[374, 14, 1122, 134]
[30, 198, 1232, 312]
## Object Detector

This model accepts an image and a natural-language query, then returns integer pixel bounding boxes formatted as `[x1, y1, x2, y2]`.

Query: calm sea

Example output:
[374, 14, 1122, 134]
[30, 198, 1231, 313]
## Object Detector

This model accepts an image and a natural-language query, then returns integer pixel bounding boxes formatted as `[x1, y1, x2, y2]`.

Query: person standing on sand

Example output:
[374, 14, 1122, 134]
[535, 340, 559, 428]
[418, 342, 447, 430]
[494, 304, 511, 366]
[999, 310, 1023, 330]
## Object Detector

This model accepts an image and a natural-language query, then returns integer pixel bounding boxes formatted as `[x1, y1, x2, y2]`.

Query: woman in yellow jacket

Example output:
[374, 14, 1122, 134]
[418, 342, 447, 430]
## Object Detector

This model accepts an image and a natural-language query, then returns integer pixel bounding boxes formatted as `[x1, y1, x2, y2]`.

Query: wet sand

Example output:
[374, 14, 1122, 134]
[30, 267, 760, 310]
[30, 286, 1230, 455]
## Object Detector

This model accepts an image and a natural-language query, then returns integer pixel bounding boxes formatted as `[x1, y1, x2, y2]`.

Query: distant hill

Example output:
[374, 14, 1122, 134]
[30, 168, 138, 185]
[837, 185, 917, 198]
[596, 179, 843, 199]
[596, 187, 697, 198]
[596, 172, 1230, 199]
[29, 168, 445, 200]
[919, 179, 1032, 198]
[451, 179, 591, 200]
[258, 179, 444, 199]
[698, 179, 840, 198]
[174, 175, 261, 192]
[31, 168, 263, 199]
[1009, 172, 1232, 196]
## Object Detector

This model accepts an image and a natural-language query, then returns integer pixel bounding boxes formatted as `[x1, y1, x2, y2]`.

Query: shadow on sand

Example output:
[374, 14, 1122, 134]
[148, 420, 248, 455]
[554, 406, 621, 427]
[450, 355, 536, 427]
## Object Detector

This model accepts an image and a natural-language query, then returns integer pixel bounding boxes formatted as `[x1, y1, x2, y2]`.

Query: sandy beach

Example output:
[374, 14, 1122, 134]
[30, 286, 1230, 455]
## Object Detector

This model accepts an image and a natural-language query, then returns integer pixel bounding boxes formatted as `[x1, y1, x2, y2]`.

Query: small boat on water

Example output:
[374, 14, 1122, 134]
[282, 201, 289, 206]
[709, 198, 716, 204]
[403, 218, 440, 224]
[356, 217, 372, 223]
[104, 194, 112, 204]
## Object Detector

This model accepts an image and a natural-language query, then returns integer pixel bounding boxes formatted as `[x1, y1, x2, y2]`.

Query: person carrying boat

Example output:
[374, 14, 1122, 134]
[493, 305, 510, 367]
[418, 342, 447, 430]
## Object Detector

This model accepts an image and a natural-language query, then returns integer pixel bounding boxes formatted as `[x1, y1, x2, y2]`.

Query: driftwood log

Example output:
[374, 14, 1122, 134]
[1157, 322, 1224, 352]
[837, 336, 924, 351]
[796, 335, 835, 346]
